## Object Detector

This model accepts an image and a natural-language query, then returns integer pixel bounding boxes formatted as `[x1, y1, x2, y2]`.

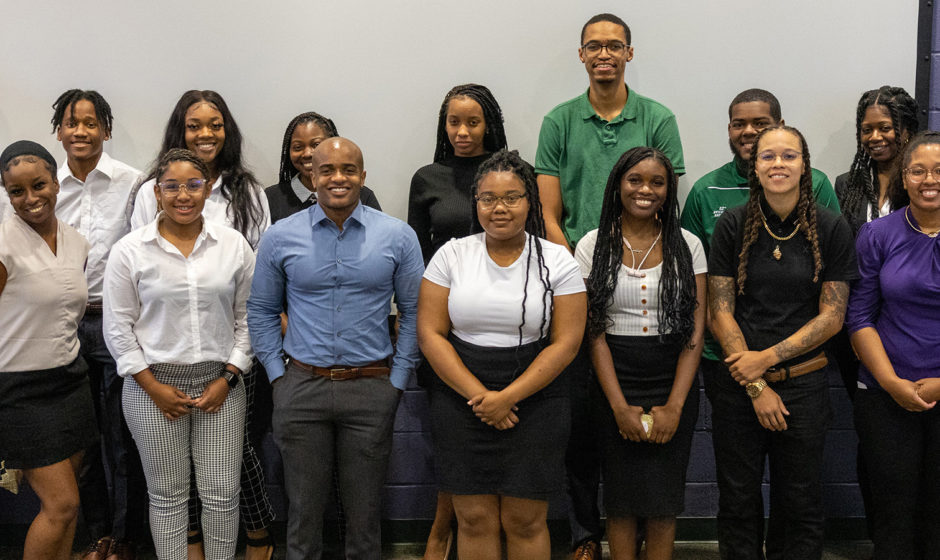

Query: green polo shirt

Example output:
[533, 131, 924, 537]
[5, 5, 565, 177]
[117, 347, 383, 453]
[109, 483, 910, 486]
[535, 87, 684, 248]
[680, 158, 841, 361]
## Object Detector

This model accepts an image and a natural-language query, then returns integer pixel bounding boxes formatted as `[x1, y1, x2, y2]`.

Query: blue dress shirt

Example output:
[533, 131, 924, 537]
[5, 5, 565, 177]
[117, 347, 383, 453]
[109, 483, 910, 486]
[247, 202, 424, 389]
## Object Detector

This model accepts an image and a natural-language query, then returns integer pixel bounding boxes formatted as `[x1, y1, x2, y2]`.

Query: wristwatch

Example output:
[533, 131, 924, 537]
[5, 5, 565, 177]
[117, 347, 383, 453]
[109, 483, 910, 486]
[222, 368, 240, 388]
[746, 378, 767, 399]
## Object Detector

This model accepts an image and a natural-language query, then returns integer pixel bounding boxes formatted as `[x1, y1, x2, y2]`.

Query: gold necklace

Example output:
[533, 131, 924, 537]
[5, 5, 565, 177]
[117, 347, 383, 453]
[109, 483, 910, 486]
[758, 204, 799, 261]
[905, 207, 940, 238]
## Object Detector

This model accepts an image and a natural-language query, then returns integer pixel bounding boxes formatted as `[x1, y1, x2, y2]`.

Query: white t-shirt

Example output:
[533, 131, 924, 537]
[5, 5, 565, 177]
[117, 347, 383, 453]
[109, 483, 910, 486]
[424, 233, 585, 347]
[575, 228, 706, 336]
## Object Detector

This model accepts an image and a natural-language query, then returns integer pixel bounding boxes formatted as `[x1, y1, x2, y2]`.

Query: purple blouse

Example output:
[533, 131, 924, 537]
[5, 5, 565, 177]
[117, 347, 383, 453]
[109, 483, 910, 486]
[845, 207, 940, 386]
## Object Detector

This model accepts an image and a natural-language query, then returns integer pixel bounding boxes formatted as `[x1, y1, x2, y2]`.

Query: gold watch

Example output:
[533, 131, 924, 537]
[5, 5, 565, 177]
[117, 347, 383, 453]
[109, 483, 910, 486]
[746, 378, 767, 399]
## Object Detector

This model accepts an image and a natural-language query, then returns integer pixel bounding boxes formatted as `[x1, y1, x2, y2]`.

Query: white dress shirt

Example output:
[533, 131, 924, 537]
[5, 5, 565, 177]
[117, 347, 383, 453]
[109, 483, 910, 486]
[56, 152, 142, 303]
[130, 177, 271, 249]
[103, 215, 255, 377]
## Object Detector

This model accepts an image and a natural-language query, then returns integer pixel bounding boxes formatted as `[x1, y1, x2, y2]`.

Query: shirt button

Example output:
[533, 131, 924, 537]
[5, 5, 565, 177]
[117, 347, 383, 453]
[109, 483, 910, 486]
[641, 285, 647, 290]
[642, 310, 648, 315]
[642, 327, 649, 333]
[641, 299, 647, 304]
[337, 258, 342, 264]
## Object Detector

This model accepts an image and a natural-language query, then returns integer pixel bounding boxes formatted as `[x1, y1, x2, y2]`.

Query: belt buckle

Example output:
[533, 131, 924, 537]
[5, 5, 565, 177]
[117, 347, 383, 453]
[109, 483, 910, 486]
[330, 368, 346, 380]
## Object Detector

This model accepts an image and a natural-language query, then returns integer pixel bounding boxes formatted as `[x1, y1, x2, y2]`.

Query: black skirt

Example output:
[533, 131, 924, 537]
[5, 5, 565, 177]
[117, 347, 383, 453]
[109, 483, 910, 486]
[0, 357, 98, 469]
[594, 334, 699, 517]
[430, 335, 570, 500]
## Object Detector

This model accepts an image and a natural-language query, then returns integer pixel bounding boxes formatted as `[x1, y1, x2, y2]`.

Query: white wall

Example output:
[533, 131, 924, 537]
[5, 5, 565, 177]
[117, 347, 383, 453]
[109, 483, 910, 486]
[0, 1, 918, 219]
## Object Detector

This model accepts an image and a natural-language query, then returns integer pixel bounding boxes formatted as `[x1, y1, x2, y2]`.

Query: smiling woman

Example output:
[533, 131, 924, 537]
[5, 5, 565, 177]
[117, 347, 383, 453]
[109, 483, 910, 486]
[0, 140, 96, 560]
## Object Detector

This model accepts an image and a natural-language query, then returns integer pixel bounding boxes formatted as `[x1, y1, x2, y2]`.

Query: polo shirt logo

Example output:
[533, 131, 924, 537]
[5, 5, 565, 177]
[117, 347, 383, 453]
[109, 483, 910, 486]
[712, 206, 727, 219]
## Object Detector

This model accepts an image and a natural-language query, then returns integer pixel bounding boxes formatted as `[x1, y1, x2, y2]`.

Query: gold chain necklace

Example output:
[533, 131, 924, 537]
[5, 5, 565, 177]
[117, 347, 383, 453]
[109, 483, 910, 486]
[905, 207, 940, 238]
[758, 204, 800, 260]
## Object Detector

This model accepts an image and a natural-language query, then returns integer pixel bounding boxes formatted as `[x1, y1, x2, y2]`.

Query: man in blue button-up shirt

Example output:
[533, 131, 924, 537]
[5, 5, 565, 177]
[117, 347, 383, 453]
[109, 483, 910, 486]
[247, 138, 423, 560]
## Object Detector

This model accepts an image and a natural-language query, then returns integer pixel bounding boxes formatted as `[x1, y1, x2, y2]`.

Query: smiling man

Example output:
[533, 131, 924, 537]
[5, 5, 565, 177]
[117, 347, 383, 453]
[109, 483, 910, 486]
[533, 13, 685, 560]
[247, 138, 423, 560]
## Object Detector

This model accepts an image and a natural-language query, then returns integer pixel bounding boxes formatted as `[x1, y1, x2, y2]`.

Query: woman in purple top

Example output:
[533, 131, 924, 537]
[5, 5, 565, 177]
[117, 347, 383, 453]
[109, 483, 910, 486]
[846, 130, 940, 560]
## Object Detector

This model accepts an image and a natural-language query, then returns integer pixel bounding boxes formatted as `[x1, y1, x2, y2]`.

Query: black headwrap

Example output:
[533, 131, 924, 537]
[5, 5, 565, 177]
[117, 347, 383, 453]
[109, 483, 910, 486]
[0, 140, 57, 171]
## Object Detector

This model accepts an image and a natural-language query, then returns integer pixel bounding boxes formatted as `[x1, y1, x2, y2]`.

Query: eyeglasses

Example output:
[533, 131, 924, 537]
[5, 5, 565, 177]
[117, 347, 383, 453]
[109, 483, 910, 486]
[581, 41, 628, 55]
[475, 193, 528, 208]
[905, 167, 940, 184]
[158, 179, 208, 195]
[756, 150, 802, 163]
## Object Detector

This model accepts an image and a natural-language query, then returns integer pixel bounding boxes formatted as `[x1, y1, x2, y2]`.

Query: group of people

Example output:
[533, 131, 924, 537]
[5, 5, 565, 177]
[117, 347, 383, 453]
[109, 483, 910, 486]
[0, 11, 937, 560]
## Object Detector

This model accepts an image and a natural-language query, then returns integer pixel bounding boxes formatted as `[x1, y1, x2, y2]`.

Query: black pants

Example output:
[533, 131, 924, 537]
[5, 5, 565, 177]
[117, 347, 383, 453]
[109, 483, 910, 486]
[854, 387, 940, 560]
[703, 358, 832, 560]
[77, 314, 148, 542]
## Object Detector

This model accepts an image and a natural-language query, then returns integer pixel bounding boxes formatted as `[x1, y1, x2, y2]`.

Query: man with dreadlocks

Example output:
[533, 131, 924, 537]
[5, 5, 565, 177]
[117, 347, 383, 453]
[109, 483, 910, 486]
[47, 89, 147, 560]
[248, 138, 423, 560]
[533, 13, 684, 560]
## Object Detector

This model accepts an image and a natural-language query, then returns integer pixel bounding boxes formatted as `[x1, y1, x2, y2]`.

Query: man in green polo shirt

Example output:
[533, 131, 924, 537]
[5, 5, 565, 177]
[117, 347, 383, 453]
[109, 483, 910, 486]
[681, 88, 840, 365]
[534, 13, 685, 560]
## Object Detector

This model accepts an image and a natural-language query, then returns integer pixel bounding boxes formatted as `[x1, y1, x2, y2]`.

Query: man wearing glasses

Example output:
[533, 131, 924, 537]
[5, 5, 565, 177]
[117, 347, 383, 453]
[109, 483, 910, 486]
[534, 13, 684, 560]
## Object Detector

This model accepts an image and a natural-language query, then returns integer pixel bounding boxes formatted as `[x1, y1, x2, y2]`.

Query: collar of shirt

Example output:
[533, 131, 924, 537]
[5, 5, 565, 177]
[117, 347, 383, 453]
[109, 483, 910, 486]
[759, 194, 798, 228]
[290, 174, 315, 205]
[309, 200, 364, 230]
[58, 151, 115, 187]
[141, 212, 217, 255]
[578, 85, 635, 124]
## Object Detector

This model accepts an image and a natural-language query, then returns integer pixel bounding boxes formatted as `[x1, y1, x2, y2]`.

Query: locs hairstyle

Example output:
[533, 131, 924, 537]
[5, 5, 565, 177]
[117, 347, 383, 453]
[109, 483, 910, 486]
[471, 149, 550, 347]
[434, 84, 508, 163]
[154, 148, 211, 184]
[580, 13, 631, 44]
[841, 86, 920, 234]
[277, 112, 339, 184]
[736, 125, 821, 293]
[51, 89, 114, 136]
[585, 147, 696, 345]
[145, 90, 265, 248]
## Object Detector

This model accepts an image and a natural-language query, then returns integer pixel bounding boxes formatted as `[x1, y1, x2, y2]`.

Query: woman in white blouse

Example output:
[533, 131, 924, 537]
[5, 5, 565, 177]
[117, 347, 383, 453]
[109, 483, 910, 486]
[418, 150, 586, 560]
[104, 148, 254, 560]
[575, 147, 706, 560]
[0, 140, 97, 560]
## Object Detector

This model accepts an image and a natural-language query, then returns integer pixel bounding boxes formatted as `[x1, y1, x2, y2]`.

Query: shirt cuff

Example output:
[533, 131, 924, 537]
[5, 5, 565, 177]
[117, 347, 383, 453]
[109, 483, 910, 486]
[263, 357, 286, 383]
[226, 349, 253, 374]
[116, 350, 149, 378]
[389, 366, 410, 391]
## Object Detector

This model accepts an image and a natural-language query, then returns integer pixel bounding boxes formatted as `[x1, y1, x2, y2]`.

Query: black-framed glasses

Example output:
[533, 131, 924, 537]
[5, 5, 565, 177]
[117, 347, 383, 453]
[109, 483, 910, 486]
[475, 193, 528, 208]
[581, 41, 628, 55]
[158, 179, 208, 195]
[905, 167, 940, 184]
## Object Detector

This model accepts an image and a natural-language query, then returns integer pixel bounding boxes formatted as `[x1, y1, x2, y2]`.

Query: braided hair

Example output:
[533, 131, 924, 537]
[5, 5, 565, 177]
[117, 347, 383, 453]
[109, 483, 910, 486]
[434, 84, 507, 162]
[840, 86, 920, 234]
[276, 112, 339, 184]
[585, 147, 696, 345]
[141, 90, 265, 248]
[736, 125, 822, 294]
[51, 89, 114, 136]
[471, 150, 550, 347]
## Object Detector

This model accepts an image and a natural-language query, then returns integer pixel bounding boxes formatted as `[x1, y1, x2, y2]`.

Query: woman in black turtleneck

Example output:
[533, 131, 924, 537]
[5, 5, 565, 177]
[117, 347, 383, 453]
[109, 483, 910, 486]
[407, 83, 508, 560]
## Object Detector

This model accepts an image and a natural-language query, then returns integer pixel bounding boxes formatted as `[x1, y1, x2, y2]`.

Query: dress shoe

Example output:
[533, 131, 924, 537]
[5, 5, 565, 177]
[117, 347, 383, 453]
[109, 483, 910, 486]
[571, 539, 600, 560]
[81, 537, 112, 560]
[106, 539, 136, 560]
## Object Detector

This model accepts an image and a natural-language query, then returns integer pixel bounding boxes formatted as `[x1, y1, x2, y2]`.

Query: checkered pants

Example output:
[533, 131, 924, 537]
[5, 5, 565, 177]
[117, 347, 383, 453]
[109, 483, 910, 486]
[124, 362, 245, 560]
[187, 361, 275, 533]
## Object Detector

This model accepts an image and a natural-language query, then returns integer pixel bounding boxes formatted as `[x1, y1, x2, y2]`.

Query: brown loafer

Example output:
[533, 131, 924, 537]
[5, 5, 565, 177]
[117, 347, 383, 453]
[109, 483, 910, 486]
[106, 539, 136, 560]
[572, 540, 600, 560]
[81, 537, 112, 560]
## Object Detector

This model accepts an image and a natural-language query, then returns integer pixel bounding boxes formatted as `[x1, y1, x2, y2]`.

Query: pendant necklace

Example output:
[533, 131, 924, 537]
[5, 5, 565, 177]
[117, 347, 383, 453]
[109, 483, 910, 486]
[758, 204, 799, 261]
[905, 207, 940, 238]
[622, 228, 662, 278]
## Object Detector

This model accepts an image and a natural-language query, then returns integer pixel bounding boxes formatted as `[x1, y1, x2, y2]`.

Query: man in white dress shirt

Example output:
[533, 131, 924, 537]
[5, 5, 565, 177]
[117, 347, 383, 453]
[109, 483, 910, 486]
[51, 89, 146, 560]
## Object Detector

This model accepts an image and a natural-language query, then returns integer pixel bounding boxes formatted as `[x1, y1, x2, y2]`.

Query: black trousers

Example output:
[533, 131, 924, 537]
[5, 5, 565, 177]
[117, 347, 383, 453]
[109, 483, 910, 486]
[854, 387, 940, 560]
[703, 358, 832, 560]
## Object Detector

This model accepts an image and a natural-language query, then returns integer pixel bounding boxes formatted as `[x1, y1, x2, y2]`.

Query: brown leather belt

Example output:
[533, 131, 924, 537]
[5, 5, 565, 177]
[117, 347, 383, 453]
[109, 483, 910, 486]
[764, 352, 828, 383]
[287, 356, 390, 380]
[85, 302, 103, 316]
